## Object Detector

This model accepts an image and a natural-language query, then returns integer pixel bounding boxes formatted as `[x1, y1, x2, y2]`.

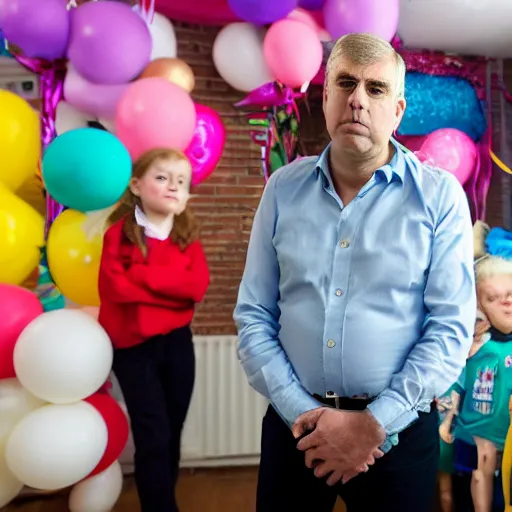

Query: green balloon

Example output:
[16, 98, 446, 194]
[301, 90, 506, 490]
[42, 128, 132, 212]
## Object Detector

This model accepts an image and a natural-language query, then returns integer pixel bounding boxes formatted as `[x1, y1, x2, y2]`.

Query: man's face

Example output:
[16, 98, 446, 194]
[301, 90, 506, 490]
[478, 275, 512, 334]
[323, 55, 406, 158]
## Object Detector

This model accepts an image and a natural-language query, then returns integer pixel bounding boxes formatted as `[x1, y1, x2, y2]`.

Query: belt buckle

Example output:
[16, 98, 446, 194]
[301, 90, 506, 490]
[326, 390, 340, 409]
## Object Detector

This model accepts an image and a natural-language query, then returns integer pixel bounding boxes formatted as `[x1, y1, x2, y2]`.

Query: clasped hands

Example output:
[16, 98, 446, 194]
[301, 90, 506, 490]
[292, 407, 386, 486]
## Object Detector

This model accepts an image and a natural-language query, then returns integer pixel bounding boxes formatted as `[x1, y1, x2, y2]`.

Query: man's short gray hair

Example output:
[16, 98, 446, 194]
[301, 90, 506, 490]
[325, 33, 406, 99]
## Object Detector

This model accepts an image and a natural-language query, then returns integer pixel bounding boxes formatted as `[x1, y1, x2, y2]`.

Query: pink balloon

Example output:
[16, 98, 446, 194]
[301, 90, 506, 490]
[286, 8, 319, 32]
[264, 20, 323, 88]
[116, 78, 196, 160]
[419, 129, 477, 185]
[323, 0, 399, 41]
[185, 104, 226, 186]
[64, 66, 129, 120]
[0, 284, 43, 380]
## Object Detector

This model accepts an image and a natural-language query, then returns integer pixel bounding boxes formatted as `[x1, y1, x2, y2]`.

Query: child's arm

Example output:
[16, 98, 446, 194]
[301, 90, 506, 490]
[439, 390, 460, 444]
[128, 240, 210, 303]
[99, 228, 193, 308]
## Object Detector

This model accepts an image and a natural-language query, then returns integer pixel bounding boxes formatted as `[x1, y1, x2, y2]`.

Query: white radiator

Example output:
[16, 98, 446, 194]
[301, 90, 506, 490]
[113, 335, 268, 470]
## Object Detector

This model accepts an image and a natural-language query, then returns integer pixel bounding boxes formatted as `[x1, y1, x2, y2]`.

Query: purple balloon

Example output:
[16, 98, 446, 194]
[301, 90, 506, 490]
[323, 0, 399, 41]
[228, 0, 298, 25]
[0, 0, 70, 60]
[185, 104, 226, 186]
[299, 0, 325, 10]
[64, 65, 129, 120]
[68, 2, 151, 85]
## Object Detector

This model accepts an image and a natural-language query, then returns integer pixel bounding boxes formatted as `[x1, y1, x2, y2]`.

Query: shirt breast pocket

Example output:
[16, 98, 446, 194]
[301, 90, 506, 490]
[273, 215, 336, 282]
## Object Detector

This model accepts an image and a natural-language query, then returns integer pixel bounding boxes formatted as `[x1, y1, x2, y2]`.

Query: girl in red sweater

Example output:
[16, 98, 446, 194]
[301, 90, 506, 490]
[98, 148, 210, 512]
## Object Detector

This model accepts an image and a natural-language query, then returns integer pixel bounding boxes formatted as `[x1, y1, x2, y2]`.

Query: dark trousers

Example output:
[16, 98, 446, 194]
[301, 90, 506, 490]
[113, 325, 195, 512]
[257, 403, 439, 512]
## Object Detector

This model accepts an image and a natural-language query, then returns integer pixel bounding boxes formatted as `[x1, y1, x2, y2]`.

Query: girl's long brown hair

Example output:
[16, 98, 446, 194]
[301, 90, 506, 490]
[107, 148, 198, 256]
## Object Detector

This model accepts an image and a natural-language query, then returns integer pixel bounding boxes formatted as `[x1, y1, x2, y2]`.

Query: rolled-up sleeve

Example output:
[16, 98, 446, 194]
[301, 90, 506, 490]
[368, 173, 476, 437]
[234, 173, 320, 426]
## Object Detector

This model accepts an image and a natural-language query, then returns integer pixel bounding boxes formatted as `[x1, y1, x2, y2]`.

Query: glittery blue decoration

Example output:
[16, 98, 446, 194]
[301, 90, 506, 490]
[398, 72, 486, 142]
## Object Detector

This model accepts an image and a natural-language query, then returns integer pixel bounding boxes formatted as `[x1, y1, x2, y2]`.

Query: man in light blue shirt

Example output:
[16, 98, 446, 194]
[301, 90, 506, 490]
[234, 33, 476, 512]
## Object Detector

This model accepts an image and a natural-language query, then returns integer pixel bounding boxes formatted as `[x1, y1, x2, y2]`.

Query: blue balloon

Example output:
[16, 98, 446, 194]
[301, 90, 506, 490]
[42, 128, 131, 212]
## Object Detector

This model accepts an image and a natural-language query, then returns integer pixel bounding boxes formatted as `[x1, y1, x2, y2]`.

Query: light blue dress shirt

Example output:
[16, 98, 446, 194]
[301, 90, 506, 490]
[234, 140, 476, 450]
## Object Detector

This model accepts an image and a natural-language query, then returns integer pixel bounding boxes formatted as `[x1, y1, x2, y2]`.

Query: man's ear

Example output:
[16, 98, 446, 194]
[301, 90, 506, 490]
[322, 84, 329, 118]
[394, 98, 406, 131]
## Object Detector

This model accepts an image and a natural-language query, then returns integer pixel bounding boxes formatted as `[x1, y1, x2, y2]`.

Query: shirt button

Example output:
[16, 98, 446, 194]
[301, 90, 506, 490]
[335, 289, 343, 297]
[327, 339, 336, 348]
[340, 240, 350, 248]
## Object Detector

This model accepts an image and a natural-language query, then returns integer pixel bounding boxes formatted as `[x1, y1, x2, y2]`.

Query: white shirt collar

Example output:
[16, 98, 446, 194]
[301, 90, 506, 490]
[134, 206, 173, 241]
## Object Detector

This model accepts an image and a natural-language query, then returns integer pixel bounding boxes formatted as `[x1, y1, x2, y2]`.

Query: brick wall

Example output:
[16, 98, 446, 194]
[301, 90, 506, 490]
[176, 24, 263, 335]
[178, 22, 511, 334]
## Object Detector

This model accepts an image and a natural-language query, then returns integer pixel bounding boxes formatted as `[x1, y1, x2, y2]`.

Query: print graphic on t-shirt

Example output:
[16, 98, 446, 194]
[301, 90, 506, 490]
[472, 367, 495, 415]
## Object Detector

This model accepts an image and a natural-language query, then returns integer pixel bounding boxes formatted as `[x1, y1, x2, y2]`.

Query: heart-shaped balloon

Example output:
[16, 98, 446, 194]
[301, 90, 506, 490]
[185, 104, 226, 186]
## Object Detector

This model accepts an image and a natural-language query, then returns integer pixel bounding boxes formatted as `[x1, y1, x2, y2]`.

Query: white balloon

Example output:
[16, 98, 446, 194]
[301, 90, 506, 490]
[14, 310, 113, 404]
[149, 13, 177, 60]
[69, 461, 123, 512]
[0, 439, 23, 508]
[0, 380, 43, 508]
[213, 23, 274, 92]
[5, 402, 108, 490]
[398, 0, 512, 58]
[0, 378, 46, 442]
[56, 102, 90, 136]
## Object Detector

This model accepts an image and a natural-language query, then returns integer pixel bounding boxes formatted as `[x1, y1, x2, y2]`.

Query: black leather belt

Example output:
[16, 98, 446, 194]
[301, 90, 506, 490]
[313, 393, 374, 411]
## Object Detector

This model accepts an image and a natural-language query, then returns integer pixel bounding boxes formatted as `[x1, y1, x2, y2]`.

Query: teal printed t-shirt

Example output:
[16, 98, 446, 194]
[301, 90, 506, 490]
[454, 338, 512, 450]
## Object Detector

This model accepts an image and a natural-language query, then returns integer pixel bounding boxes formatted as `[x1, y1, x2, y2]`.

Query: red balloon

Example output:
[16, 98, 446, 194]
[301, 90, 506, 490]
[185, 104, 226, 186]
[85, 391, 129, 477]
[0, 284, 43, 380]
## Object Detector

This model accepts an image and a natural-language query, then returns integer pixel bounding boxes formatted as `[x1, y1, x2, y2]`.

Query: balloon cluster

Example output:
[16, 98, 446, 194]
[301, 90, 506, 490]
[0, 284, 128, 511]
[214, 0, 400, 92]
[0, 0, 226, 197]
[0, 0, 227, 299]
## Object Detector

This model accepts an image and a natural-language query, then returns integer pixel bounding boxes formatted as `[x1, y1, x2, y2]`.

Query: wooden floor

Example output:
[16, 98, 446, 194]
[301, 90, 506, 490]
[3, 468, 347, 512]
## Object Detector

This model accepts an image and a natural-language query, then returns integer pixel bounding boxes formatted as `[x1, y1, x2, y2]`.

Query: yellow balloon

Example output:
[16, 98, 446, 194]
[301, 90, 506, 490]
[16, 174, 45, 217]
[502, 397, 512, 511]
[0, 183, 44, 285]
[0, 90, 41, 192]
[47, 209, 103, 306]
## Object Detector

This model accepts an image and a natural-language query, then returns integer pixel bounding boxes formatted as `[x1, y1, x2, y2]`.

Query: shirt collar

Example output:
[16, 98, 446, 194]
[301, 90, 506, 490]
[315, 138, 406, 185]
[489, 327, 512, 343]
[134, 205, 173, 241]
